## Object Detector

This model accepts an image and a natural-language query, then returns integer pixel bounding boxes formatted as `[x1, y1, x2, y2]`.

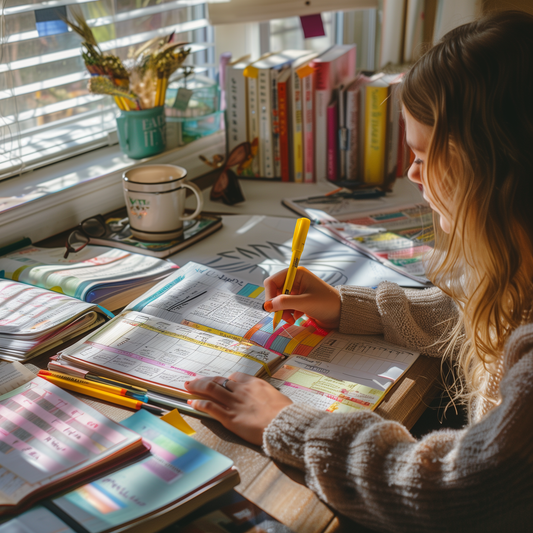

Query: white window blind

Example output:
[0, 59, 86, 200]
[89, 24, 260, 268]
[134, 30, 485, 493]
[0, 0, 215, 181]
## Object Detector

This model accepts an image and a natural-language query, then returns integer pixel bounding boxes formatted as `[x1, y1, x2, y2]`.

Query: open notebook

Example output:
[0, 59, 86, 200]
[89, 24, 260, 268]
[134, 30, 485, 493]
[52, 262, 420, 413]
[0, 280, 109, 362]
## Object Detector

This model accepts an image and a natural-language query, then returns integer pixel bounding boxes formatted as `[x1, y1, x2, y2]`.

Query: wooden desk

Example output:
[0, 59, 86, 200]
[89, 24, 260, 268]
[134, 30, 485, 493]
[186, 175, 424, 218]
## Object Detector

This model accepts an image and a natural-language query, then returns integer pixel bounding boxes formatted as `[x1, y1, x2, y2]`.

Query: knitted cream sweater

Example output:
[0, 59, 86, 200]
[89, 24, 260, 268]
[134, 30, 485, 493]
[263, 282, 533, 532]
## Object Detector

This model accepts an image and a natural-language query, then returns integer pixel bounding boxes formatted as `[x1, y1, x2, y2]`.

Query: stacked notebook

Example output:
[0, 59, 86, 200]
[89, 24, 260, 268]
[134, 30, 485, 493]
[0, 361, 238, 531]
[0, 244, 180, 361]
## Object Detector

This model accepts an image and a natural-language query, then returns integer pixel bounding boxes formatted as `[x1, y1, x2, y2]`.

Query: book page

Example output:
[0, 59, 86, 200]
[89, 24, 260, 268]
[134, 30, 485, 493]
[0, 280, 94, 336]
[0, 362, 35, 395]
[267, 342, 419, 413]
[306, 332, 419, 389]
[52, 410, 234, 533]
[127, 262, 270, 339]
[61, 311, 281, 394]
[0, 377, 139, 508]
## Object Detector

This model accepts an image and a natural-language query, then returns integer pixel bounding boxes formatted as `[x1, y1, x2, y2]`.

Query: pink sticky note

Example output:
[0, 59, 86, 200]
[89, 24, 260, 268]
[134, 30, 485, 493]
[300, 13, 326, 39]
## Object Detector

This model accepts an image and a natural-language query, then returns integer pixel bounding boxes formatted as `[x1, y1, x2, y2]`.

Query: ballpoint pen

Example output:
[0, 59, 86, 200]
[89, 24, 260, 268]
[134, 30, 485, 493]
[38, 374, 165, 415]
[272, 217, 310, 331]
[304, 188, 386, 203]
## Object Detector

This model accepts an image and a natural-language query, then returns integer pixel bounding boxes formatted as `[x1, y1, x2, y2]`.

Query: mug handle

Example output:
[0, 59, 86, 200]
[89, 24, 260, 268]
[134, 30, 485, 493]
[179, 181, 204, 221]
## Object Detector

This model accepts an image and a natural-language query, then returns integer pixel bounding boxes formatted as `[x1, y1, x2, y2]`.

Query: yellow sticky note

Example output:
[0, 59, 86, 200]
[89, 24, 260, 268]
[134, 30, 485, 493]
[161, 409, 196, 435]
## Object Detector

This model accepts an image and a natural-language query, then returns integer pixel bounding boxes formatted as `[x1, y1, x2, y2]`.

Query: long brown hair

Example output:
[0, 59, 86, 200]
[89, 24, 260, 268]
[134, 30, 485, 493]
[400, 10, 533, 415]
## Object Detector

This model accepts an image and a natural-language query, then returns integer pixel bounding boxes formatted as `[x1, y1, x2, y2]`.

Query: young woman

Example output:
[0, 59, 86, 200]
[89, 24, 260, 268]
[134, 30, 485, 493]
[185, 10, 533, 531]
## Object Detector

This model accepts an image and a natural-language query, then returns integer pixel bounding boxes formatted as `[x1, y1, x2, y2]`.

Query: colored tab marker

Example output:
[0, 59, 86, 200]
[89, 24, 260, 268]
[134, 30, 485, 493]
[300, 13, 325, 39]
[161, 409, 196, 435]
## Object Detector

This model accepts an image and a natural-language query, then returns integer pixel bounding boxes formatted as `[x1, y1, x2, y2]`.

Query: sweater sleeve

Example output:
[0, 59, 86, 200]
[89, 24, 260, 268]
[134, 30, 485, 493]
[337, 282, 460, 357]
[263, 324, 533, 533]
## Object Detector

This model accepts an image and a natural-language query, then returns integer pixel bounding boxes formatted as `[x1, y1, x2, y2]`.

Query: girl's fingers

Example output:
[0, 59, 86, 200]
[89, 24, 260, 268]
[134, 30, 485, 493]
[228, 371, 255, 383]
[188, 399, 230, 419]
[282, 310, 295, 325]
[185, 377, 234, 401]
[293, 310, 304, 321]
[264, 269, 289, 300]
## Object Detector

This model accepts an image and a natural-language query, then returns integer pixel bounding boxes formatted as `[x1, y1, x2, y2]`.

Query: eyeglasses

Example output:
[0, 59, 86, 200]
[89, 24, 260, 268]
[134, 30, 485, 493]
[64, 215, 108, 259]
[64, 216, 131, 259]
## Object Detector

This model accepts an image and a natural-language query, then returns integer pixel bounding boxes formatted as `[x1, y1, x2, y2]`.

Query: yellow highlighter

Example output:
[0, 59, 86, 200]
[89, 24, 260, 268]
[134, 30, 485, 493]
[38, 374, 164, 415]
[272, 217, 310, 331]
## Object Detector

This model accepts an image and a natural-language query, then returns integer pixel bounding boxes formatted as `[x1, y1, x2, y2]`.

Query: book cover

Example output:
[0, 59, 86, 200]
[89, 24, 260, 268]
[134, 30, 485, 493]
[277, 68, 291, 182]
[363, 78, 390, 185]
[311, 45, 356, 182]
[225, 55, 250, 154]
[290, 53, 317, 184]
[50, 410, 236, 533]
[327, 93, 339, 182]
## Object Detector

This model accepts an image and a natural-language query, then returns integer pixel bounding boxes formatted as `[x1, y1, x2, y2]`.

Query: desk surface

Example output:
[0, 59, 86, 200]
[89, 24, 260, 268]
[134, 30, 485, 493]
[186, 176, 423, 218]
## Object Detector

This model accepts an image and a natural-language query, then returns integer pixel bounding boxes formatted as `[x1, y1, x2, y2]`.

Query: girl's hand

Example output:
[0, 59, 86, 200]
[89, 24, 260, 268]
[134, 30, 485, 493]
[264, 266, 341, 329]
[185, 373, 292, 446]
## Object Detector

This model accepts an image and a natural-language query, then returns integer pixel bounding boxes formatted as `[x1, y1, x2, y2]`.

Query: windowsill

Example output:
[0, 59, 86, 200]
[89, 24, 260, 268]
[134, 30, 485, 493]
[0, 131, 226, 248]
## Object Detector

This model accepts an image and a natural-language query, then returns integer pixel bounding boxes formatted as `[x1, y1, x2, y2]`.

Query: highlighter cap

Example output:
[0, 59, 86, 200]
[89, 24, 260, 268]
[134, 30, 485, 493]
[292, 218, 310, 252]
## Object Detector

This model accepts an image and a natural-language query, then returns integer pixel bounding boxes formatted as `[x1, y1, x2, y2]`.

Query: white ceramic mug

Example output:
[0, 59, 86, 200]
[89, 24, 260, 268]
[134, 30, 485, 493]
[123, 164, 204, 241]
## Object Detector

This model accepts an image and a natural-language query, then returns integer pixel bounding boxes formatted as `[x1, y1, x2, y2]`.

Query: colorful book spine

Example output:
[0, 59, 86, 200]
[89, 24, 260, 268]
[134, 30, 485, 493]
[338, 85, 347, 180]
[278, 73, 291, 182]
[258, 68, 274, 177]
[345, 83, 360, 180]
[244, 65, 260, 175]
[313, 60, 331, 182]
[386, 85, 400, 185]
[291, 68, 304, 183]
[300, 65, 315, 183]
[225, 59, 249, 154]
[271, 70, 282, 178]
[363, 85, 389, 184]
[327, 96, 339, 181]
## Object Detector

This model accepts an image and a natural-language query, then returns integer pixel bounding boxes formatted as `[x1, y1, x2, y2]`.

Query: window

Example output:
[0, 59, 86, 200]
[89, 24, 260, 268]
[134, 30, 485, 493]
[268, 8, 380, 71]
[0, 0, 214, 181]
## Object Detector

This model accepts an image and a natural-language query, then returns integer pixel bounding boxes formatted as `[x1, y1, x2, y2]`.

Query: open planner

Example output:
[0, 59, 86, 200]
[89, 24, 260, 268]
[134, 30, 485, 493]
[53, 262, 420, 413]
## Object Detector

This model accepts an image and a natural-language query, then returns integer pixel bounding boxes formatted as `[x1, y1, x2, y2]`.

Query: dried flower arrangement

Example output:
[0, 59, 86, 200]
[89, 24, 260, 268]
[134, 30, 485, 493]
[66, 9, 190, 111]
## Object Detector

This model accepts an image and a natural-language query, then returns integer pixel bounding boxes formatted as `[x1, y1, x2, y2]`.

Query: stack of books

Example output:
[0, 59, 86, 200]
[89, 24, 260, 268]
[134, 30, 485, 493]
[225, 46, 411, 186]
